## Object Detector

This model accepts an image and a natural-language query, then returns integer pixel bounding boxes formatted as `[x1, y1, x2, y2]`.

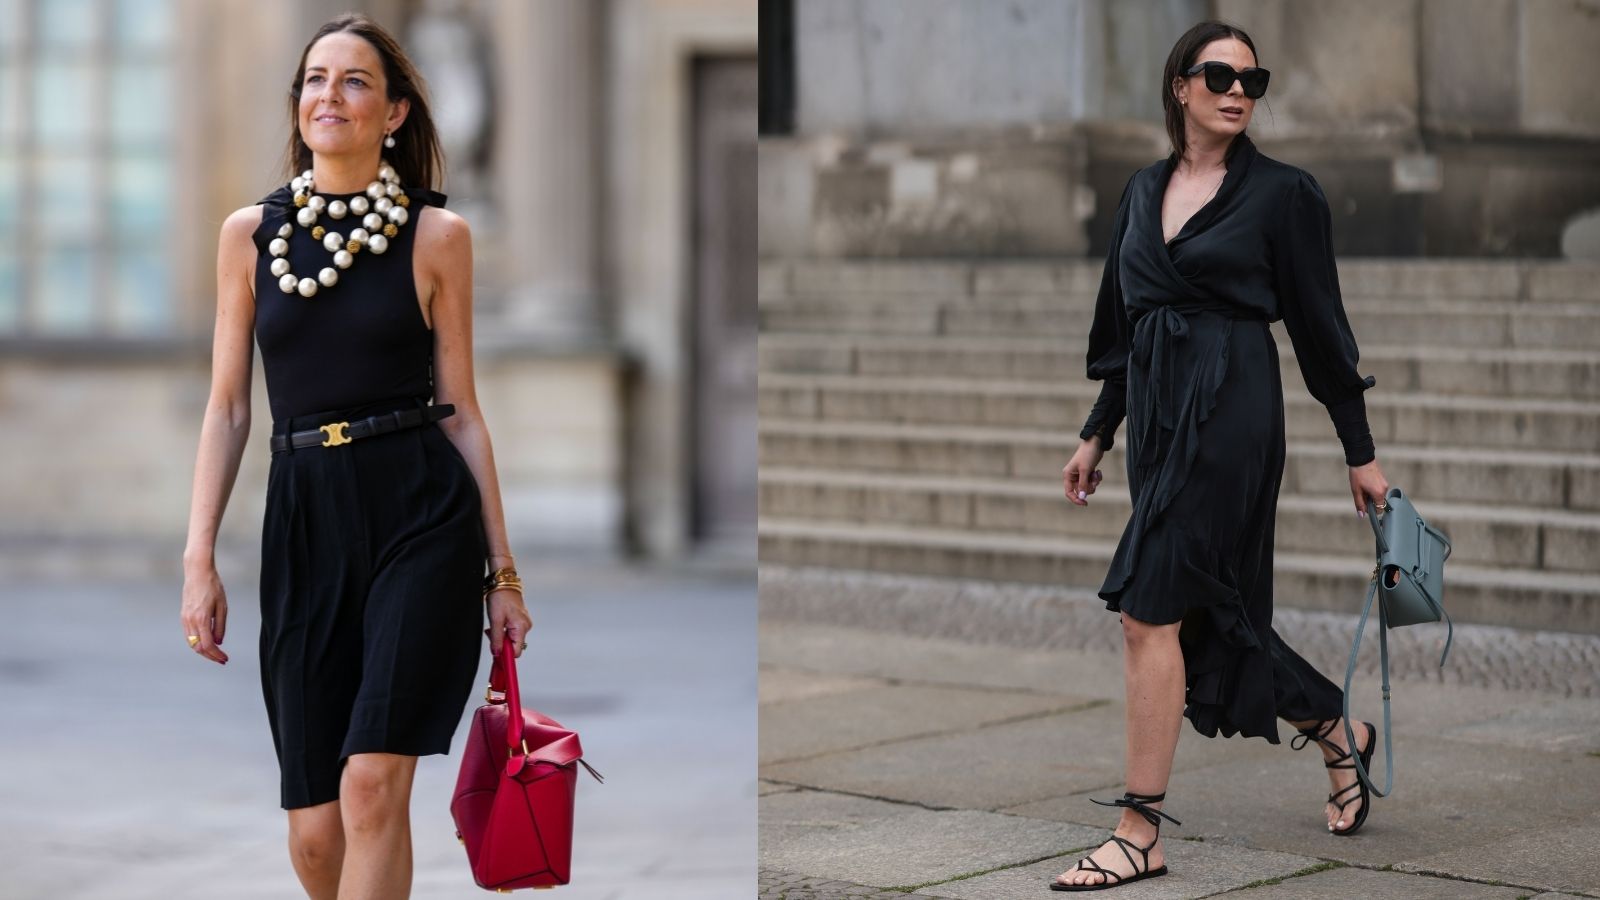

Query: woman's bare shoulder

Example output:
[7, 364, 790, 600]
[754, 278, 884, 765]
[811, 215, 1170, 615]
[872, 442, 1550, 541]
[219, 204, 266, 251]
[414, 204, 471, 251]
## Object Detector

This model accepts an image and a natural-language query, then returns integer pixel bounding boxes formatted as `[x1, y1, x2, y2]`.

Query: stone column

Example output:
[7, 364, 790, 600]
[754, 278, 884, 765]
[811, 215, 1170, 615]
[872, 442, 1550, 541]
[492, 0, 604, 339]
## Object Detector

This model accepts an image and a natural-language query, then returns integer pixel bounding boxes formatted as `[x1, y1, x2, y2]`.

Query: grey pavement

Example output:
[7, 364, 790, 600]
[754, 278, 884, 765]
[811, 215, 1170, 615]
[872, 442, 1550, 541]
[0, 560, 755, 900]
[759, 566, 1600, 900]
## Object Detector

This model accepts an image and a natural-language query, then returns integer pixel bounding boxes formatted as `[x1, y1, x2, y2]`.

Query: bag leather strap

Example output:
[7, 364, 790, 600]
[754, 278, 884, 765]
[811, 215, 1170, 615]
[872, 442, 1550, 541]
[1343, 571, 1395, 798]
[1344, 496, 1456, 799]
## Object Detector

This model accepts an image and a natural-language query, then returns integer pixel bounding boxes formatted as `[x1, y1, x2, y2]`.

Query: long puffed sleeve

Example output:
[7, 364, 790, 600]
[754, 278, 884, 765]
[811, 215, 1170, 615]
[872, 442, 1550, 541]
[1273, 171, 1378, 467]
[1078, 174, 1136, 452]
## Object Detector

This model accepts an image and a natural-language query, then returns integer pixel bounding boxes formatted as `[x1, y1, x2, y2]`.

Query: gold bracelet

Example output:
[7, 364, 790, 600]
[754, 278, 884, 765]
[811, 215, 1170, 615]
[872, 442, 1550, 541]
[483, 567, 519, 587]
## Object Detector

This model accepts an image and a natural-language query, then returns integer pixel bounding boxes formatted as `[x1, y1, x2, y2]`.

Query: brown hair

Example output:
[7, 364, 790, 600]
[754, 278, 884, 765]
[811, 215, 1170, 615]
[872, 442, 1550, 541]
[279, 13, 445, 190]
[1160, 20, 1262, 168]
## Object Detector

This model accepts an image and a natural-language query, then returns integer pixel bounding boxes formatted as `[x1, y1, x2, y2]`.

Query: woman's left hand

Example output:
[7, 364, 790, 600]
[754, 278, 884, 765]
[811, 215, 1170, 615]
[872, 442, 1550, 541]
[486, 589, 533, 658]
[1348, 458, 1390, 519]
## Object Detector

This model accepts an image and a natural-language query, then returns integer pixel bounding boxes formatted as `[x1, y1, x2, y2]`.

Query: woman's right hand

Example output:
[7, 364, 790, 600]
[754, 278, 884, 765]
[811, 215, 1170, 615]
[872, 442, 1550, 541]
[1063, 437, 1106, 507]
[181, 564, 230, 665]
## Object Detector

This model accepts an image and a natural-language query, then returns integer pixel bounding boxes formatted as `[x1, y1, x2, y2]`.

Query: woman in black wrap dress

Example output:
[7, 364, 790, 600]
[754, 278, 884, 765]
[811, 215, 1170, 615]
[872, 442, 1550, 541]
[1053, 22, 1391, 892]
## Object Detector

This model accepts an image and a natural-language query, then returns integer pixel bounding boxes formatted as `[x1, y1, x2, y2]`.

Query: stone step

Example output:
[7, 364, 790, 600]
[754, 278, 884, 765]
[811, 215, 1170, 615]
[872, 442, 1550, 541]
[757, 420, 1600, 511]
[760, 296, 1600, 349]
[759, 258, 1600, 304]
[759, 374, 1600, 453]
[757, 518, 1600, 634]
[758, 334, 1600, 400]
[759, 468, 1600, 574]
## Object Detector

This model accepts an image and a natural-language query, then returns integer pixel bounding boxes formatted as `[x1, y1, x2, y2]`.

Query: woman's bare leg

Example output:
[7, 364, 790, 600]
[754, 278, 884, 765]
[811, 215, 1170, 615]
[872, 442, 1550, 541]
[1056, 613, 1186, 887]
[337, 752, 418, 900]
[287, 800, 345, 899]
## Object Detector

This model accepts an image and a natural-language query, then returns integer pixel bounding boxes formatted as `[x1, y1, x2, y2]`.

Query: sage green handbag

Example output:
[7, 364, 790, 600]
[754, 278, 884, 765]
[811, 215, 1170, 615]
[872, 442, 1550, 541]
[1342, 485, 1454, 798]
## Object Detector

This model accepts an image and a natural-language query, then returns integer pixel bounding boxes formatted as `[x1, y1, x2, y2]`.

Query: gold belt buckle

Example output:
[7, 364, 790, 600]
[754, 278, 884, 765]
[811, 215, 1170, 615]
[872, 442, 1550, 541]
[319, 421, 352, 447]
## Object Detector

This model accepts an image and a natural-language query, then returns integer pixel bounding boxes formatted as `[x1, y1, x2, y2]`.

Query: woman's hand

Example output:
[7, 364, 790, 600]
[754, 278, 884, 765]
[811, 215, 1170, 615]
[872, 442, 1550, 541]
[180, 564, 229, 665]
[1349, 458, 1390, 519]
[486, 589, 533, 658]
[1063, 437, 1107, 507]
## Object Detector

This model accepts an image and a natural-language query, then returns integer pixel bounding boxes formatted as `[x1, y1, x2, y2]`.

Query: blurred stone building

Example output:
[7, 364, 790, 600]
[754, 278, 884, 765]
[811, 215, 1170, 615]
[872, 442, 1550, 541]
[0, 0, 756, 575]
[760, 0, 1600, 260]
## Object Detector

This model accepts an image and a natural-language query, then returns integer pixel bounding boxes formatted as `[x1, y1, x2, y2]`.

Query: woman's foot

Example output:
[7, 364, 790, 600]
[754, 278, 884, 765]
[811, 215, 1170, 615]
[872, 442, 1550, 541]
[1052, 815, 1164, 889]
[1291, 717, 1374, 834]
[1051, 792, 1178, 891]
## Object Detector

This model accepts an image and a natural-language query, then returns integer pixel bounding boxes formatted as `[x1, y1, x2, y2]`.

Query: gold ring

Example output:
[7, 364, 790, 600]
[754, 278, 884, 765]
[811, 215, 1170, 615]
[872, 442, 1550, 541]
[187, 635, 200, 647]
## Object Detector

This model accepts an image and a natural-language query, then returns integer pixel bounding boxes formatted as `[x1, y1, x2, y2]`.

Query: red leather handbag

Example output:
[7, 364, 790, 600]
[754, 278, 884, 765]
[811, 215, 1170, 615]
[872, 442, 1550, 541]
[451, 627, 603, 891]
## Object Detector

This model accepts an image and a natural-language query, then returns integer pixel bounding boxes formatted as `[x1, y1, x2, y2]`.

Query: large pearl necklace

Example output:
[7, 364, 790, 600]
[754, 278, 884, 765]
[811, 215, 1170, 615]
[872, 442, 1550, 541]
[265, 160, 413, 298]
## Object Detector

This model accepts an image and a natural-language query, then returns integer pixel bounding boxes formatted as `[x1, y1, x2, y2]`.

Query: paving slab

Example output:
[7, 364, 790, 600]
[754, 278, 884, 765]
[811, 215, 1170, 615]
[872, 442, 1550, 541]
[762, 702, 1280, 811]
[922, 840, 1322, 900]
[760, 788, 923, 843]
[764, 622, 1600, 756]
[1006, 734, 1600, 870]
[761, 679, 1096, 765]
[759, 800, 1101, 890]
[760, 666, 888, 704]
[1424, 695, 1600, 754]
[1222, 865, 1529, 899]
[760, 621, 1127, 699]
[1395, 820, 1600, 897]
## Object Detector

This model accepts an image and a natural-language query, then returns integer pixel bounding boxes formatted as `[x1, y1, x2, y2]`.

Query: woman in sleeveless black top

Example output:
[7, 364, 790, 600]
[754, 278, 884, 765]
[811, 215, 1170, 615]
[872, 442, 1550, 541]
[1052, 23, 1392, 891]
[179, 15, 531, 897]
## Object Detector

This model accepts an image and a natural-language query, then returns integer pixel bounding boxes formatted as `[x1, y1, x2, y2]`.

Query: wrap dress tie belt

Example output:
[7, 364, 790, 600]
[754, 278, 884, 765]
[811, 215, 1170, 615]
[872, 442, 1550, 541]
[1124, 301, 1266, 539]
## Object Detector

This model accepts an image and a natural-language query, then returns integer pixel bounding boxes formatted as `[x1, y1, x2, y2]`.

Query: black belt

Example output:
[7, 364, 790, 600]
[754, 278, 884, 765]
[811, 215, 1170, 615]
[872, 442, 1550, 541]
[270, 404, 455, 454]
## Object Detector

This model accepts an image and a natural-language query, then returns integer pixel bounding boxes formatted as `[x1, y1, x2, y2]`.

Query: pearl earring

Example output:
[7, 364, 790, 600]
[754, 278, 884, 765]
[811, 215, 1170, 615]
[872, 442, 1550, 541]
[384, 132, 396, 148]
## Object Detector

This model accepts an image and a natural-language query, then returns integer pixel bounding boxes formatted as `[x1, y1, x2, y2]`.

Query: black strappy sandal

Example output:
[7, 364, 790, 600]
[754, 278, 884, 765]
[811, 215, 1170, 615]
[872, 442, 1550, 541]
[1048, 790, 1180, 892]
[1291, 717, 1376, 837]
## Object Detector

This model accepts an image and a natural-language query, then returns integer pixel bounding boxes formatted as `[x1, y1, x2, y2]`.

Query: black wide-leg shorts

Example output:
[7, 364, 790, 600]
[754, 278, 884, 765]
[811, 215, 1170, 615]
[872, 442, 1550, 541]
[259, 396, 488, 810]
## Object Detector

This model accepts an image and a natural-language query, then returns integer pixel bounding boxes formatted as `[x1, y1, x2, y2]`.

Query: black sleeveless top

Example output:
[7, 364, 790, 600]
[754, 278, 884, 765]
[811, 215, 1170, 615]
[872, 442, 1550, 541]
[250, 183, 447, 424]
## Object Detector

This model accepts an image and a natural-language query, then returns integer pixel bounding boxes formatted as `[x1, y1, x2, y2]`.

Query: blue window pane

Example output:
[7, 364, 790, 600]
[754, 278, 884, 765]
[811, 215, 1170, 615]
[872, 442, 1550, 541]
[112, 246, 170, 334]
[0, 152, 18, 235]
[115, 0, 171, 51]
[0, 251, 19, 332]
[36, 247, 96, 334]
[111, 153, 168, 230]
[112, 62, 169, 145]
[39, 0, 99, 48]
[38, 153, 94, 238]
[34, 61, 96, 145]
[0, 62, 20, 145]
[0, 0, 20, 50]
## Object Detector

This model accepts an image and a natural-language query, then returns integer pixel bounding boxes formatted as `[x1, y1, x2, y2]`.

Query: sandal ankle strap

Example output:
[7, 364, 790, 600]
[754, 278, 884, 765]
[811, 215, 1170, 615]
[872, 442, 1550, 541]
[1290, 717, 1340, 752]
[1090, 790, 1181, 828]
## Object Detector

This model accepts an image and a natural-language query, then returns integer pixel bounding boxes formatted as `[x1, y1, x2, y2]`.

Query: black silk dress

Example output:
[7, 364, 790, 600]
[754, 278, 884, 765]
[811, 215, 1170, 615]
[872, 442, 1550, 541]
[1078, 133, 1376, 744]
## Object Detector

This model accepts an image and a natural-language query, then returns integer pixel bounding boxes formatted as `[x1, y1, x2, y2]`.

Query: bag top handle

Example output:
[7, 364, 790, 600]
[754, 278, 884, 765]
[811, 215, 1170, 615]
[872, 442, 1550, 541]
[486, 627, 526, 752]
[1365, 494, 1389, 555]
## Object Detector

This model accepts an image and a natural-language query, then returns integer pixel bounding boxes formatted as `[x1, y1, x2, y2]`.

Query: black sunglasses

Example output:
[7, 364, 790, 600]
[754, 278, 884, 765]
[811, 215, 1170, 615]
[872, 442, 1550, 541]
[1184, 61, 1270, 99]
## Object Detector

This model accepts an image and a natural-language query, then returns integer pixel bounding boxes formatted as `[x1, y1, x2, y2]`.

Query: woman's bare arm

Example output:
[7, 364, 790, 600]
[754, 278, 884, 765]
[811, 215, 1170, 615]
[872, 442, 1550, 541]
[415, 205, 531, 657]
[179, 204, 261, 665]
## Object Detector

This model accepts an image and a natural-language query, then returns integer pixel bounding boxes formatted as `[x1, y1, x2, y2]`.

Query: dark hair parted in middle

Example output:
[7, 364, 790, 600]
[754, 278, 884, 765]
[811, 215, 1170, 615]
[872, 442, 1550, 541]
[281, 13, 445, 190]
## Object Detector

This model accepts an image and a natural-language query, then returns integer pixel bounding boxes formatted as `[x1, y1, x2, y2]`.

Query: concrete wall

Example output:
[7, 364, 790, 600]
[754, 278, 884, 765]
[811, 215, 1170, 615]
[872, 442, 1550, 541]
[763, 0, 1600, 259]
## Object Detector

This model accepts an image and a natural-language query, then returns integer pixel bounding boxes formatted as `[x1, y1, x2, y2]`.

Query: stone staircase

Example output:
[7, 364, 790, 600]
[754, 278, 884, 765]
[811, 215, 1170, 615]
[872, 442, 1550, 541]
[758, 259, 1600, 634]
